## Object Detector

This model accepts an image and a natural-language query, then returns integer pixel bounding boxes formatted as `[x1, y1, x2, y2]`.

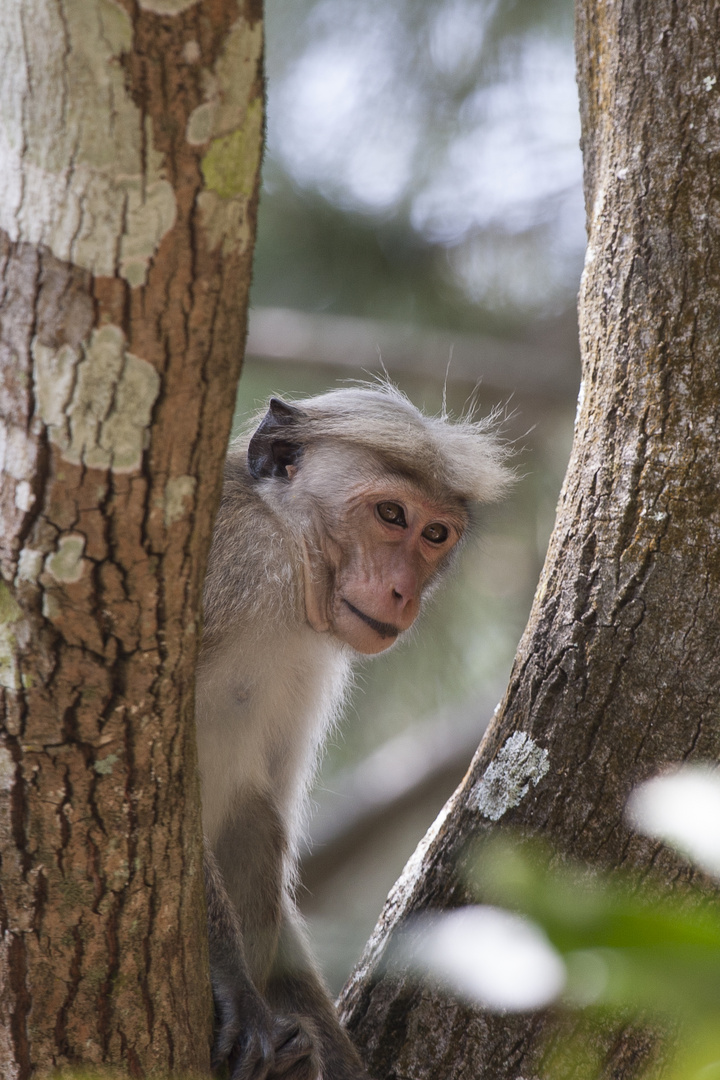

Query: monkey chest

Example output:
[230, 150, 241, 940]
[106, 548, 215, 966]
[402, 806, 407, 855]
[195, 630, 349, 843]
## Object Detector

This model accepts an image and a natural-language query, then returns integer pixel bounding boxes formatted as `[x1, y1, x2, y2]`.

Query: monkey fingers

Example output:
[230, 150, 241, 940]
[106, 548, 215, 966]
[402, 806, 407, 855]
[227, 1025, 276, 1080]
[227, 1034, 274, 1080]
[268, 1014, 321, 1080]
[212, 983, 276, 1080]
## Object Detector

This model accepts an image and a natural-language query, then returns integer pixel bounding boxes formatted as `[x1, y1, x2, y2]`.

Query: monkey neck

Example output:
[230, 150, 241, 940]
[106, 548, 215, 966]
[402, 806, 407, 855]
[299, 536, 331, 634]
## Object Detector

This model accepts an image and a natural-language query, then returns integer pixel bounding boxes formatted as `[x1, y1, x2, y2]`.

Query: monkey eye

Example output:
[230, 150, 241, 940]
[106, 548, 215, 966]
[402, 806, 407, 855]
[422, 522, 449, 544]
[376, 501, 407, 527]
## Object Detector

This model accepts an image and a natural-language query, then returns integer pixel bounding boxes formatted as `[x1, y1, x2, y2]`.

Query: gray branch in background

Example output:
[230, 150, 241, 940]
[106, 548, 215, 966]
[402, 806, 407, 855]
[247, 307, 580, 401]
[302, 695, 502, 889]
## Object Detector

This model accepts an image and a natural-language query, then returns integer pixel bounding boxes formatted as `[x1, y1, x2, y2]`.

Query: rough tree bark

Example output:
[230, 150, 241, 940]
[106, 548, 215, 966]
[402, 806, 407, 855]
[339, 2, 720, 1078]
[0, 1, 262, 1075]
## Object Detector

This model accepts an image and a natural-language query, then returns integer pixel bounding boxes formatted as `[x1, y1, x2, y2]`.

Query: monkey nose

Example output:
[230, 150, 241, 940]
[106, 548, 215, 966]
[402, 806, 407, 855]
[385, 559, 421, 618]
[390, 579, 419, 614]
[389, 591, 420, 631]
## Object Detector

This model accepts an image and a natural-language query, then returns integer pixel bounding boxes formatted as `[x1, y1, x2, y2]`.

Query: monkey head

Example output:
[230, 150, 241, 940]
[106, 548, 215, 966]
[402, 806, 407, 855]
[246, 390, 511, 655]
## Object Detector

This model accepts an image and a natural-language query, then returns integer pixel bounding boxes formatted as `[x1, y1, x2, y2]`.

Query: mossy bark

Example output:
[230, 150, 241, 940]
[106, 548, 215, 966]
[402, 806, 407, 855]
[0, 1, 263, 1075]
[339, 2, 720, 1077]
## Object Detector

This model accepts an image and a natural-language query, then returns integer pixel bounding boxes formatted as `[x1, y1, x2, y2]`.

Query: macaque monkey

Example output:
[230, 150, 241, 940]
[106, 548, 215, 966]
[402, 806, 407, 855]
[196, 384, 511, 1079]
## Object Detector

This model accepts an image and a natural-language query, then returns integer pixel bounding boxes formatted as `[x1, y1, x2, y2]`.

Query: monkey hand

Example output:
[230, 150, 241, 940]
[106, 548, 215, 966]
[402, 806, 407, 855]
[212, 975, 320, 1080]
[212, 973, 276, 1080]
[267, 1013, 320, 1080]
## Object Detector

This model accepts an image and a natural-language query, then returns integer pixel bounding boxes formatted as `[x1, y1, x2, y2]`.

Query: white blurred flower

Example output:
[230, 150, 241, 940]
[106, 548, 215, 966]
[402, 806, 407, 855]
[395, 905, 566, 1011]
[627, 764, 720, 876]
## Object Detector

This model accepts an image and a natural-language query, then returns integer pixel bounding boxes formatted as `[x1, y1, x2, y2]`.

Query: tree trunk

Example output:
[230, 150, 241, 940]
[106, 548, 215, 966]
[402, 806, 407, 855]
[339, 2, 720, 1077]
[0, 2, 263, 1075]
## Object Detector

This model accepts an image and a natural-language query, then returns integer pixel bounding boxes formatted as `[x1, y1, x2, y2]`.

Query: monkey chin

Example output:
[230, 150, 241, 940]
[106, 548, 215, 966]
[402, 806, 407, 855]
[333, 599, 401, 656]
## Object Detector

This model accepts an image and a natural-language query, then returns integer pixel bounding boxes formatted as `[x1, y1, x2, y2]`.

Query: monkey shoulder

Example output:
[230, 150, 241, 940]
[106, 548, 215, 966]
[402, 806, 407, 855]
[202, 454, 304, 643]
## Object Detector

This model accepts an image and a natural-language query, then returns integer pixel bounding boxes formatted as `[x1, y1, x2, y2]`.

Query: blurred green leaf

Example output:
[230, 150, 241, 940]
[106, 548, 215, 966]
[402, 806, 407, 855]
[467, 835, 720, 1079]
[471, 836, 720, 952]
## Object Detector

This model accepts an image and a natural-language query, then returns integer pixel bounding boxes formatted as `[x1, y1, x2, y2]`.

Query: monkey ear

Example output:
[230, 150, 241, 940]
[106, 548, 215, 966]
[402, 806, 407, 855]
[247, 398, 304, 480]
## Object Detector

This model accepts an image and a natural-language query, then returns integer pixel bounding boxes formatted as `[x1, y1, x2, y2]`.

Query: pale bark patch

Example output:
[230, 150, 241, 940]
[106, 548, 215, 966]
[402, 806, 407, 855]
[93, 753, 119, 775]
[16, 550, 43, 584]
[0, 582, 22, 690]
[0, 422, 36, 482]
[164, 475, 198, 526]
[0, 746, 14, 791]
[201, 101, 264, 199]
[13, 482, 33, 512]
[0, 0, 176, 284]
[186, 18, 264, 144]
[189, 15, 264, 253]
[118, 172, 177, 287]
[33, 324, 161, 472]
[472, 732, 550, 821]
[183, 39, 202, 63]
[44, 534, 86, 584]
[138, 0, 199, 12]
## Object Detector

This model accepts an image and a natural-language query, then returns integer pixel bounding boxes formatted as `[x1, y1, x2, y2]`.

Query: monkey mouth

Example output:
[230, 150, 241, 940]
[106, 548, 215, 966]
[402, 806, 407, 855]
[343, 600, 400, 640]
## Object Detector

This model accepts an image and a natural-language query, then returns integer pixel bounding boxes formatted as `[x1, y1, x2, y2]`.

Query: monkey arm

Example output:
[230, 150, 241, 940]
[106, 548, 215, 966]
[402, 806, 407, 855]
[204, 841, 278, 1076]
[211, 790, 371, 1078]
[208, 799, 371, 1079]
[206, 818, 321, 1080]
[265, 907, 373, 1080]
[205, 840, 322, 1080]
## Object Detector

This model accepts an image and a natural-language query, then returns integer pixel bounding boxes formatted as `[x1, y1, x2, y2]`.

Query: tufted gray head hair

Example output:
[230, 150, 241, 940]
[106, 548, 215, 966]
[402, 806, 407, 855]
[240, 381, 513, 505]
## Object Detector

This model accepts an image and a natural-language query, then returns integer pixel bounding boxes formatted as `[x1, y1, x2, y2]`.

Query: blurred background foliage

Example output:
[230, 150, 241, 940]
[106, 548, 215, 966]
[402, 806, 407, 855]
[255, 0, 582, 324]
[235, 0, 582, 991]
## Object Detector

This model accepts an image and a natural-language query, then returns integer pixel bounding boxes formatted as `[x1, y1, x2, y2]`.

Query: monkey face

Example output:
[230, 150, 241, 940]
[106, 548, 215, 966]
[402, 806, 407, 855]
[303, 481, 467, 656]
